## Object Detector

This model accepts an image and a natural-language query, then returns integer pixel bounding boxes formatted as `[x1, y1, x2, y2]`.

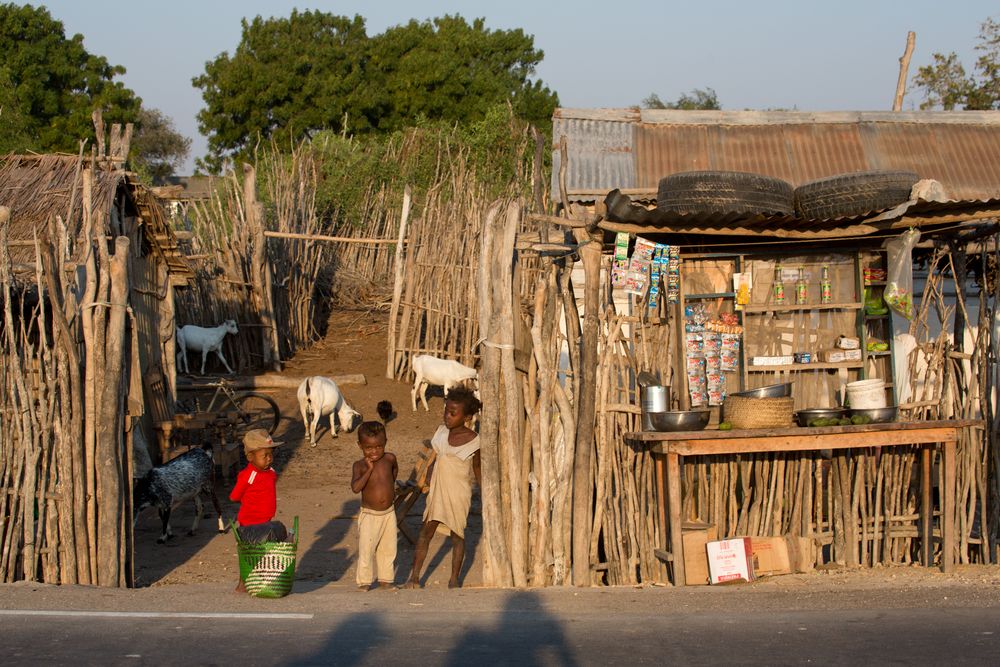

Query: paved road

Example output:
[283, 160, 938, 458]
[3, 601, 999, 665]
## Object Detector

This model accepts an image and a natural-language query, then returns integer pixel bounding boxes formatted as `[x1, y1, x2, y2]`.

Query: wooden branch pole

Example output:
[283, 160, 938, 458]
[477, 203, 513, 586]
[893, 31, 916, 111]
[386, 186, 412, 379]
[176, 373, 366, 391]
[572, 228, 602, 586]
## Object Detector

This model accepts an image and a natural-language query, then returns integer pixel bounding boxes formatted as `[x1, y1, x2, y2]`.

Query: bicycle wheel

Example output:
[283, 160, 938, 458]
[233, 392, 281, 436]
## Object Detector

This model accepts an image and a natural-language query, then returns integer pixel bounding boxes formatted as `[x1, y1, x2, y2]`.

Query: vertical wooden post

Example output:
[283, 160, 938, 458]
[893, 31, 916, 112]
[921, 445, 932, 566]
[572, 227, 601, 586]
[477, 203, 513, 587]
[667, 452, 686, 586]
[943, 439, 956, 573]
[244, 164, 280, 371]
[96, 236, 130, 586]
[496, 201, 527, 587]
[386, 186, 412, 379]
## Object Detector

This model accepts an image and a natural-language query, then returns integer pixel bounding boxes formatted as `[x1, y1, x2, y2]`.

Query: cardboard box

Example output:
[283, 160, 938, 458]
[706, 538, 755, 584]
[750, 537, 791, 576]
[682, 521, 718, 586]
[836, 336, 860, 350]
[750, 536, 818, 577]
[821, 348, 862, 363]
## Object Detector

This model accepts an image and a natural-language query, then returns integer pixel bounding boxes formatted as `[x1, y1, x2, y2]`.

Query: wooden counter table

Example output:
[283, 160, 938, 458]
[628, 420, 980, 586]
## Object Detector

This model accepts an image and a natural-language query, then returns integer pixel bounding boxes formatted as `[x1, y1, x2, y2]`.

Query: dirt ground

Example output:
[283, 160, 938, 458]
[134, 308, 484, 590]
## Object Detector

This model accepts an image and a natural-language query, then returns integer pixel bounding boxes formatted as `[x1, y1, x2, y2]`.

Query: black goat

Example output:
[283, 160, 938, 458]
[133, 447, 225, 543]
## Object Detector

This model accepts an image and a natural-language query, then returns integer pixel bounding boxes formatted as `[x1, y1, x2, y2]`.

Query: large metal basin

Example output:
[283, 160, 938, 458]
[732, 382, 793, 399]
[645, 409, 711, 432]
[849, 406, 898, 424]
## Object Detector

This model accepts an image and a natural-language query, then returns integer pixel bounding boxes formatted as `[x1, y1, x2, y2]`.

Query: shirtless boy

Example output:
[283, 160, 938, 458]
[350, 421, 399, 590]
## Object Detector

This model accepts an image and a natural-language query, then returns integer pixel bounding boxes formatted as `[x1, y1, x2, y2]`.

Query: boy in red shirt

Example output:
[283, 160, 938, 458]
[230, 429, 288, 546]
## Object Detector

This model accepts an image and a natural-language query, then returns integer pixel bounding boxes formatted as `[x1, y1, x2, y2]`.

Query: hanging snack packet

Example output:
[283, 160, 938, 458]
[614, 232, 630, 261]
[611, 259, 629, 288]
[633, 237, 657, 261]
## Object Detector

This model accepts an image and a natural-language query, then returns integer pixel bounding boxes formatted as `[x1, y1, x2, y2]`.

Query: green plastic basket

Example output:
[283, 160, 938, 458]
[234, 516, 299, 598]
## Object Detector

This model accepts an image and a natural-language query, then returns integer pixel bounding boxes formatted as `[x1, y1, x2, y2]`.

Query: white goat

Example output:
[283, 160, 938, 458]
[177, 320, 239, 375]
[410, 354, 478, 411]
[297, 376, 362, 447]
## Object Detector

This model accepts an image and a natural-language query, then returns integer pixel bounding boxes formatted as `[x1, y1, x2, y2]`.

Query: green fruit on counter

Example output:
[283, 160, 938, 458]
[718, 422, 733, 431]
[851, 415, 872, 425]
[838, 417, 852, 426]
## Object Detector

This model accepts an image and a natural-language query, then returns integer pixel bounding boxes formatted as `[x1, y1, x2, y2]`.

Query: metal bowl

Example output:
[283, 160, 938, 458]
[849, 406, 898, 424]
[645, 409, 711, 432]
[732, 382, 793, 399]
[795, 407, 848, 427]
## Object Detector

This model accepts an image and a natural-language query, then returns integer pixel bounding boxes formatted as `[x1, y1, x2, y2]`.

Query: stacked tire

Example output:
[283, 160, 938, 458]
[656, 171, 795, 216]
[793, 170, 919, 220]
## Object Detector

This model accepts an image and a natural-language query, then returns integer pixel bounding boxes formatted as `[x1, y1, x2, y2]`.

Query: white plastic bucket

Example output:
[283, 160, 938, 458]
[846, 379, 886, 409]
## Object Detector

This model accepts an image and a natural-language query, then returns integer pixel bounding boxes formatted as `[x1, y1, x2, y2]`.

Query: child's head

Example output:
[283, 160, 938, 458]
[357, 421, 387, 462]
[243, 428, 282, 471]
[443, 386, 482, 428]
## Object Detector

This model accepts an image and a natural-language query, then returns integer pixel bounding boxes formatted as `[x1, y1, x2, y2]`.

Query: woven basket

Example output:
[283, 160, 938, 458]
[235, 516, 298, 598]
[724, 396, 794, 429]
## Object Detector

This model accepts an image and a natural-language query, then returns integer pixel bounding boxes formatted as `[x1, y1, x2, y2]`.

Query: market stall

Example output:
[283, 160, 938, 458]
[629, 420, 979, 585]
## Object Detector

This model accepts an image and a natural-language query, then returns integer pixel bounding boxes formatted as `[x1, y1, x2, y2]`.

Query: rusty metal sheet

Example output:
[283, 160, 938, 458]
[554, 109, 1000, 204]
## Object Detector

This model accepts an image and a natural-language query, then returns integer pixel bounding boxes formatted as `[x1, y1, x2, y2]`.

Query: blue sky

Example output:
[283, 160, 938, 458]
[36, 1, 996, 173]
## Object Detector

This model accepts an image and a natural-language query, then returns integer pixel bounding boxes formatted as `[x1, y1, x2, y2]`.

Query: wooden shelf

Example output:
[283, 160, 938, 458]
[867, 351, 892, 357]
[748, 361, 864, 372]
[685, 292, 735, 300]
[743, 302, 862, 313]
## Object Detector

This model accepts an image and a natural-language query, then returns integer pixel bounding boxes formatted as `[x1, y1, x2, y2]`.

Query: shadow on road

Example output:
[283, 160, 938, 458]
[444, 591, 577, 666]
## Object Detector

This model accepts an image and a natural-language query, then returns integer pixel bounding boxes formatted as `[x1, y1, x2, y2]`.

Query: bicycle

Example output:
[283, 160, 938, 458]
[175, 378, 281, 450]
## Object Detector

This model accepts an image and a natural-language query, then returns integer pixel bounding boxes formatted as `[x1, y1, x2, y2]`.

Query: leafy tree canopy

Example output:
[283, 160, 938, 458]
[913, 16, 1000, 110]
[642, 88, 721, 110]
[0, 2, 141, 151]
[130, 108, 192, 184]
[193, 11, 558, 172]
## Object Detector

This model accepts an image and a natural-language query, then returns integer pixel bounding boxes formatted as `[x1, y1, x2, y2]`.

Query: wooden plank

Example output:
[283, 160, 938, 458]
[921, 445, 932, 567]
[748, 361, 863, 372]
[943, 440, 956, 573]
[666, 452, 685, 587]
[628, 420, 979, 442]
[661, 428, 958, 456]
[742, 302, 862, 313]
[263, 230, 404, 244]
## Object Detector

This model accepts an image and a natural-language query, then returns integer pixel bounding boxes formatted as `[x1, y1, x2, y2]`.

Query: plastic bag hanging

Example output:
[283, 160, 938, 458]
[883, 228, 920, 320]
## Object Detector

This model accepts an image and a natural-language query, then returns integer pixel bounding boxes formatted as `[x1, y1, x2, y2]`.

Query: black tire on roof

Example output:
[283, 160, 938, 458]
[794, 170, 919, 220]
[656, 171, 795, 216]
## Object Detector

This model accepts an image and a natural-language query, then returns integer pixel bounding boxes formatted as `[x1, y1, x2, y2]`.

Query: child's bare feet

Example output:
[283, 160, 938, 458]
[448, 578, 461, 589]
[377, 581, 399, 590]
[234, 581, 247, 594]
[402, 579, 421, 589]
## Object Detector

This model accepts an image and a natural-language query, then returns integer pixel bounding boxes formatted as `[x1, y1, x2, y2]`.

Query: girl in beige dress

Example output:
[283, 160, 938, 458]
[405, 386, 481, 588]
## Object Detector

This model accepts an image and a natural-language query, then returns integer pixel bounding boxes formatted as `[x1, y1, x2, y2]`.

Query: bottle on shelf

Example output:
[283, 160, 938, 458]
[773, 264, 786, 305]
[795, 266, 808, 305]
[820, 265, 832, 304]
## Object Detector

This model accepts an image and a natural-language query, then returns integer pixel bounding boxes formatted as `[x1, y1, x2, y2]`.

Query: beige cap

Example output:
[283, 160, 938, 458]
[243, 428, 283, 452]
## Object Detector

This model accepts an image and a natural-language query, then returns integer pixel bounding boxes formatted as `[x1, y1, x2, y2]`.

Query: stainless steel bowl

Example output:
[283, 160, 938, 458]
[849, 406, 898, 424]
[795, 407, 848, 427]
[645, 409, 711, 432]
[733, 382, 793, 399]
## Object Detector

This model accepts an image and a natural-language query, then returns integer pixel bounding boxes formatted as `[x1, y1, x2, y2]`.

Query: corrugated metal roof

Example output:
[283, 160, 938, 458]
[552, 109, 1000, 203]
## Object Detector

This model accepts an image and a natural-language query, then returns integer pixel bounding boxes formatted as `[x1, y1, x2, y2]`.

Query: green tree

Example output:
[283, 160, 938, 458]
[193, 11, 558, 172]
[0, 67, 31, 154]
[913, 16, 1000, 110]
[642, 88, 721, 110]
[366, 16, 557, 133]
[192, 10, 369, 172]
[0, 3, 141, 151]
[129, 107, 192, 183]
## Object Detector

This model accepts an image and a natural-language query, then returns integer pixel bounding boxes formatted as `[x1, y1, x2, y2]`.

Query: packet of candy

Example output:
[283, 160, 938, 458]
[633, 237, 657, 261]
[614, 232, 630, 261]
[685, 333, 704, 357]
[611, 259, 629, 288]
